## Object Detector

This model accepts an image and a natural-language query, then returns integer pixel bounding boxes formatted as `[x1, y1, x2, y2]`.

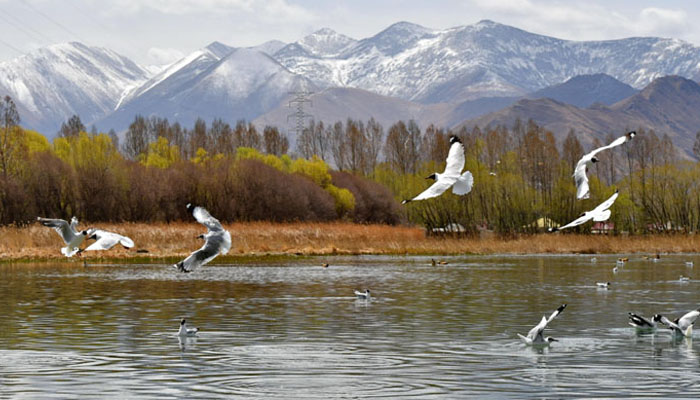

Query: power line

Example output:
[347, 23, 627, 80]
[18, 0, 82, 42]
[0, 7, 53, 44]
[0, 38, 24, 56]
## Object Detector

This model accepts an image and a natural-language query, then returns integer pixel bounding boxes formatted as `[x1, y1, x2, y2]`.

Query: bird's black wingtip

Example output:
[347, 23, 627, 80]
[547, 227, 558, 233]
[186, 203, 194, 212]
[401, 199, 410, 205]
[449, 135, 462, 144]
[627, 130, 636, 138]
[558, 304, 567, 312]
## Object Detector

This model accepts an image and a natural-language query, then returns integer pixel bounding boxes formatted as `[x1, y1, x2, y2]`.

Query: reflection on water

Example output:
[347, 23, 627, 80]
[1, 255, 700, 398]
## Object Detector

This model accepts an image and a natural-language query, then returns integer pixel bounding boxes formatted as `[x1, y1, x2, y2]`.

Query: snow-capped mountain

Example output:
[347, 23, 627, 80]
[0, 42, 149, 135]
[98, 46, 314, 131]
[274, 20, 700, 104]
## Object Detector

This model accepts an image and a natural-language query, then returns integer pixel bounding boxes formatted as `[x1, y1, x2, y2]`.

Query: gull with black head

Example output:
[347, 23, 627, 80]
[37, 216, 89, 257]
[574, 131, 635, 200]
[402, 135, 473, 204]
[174, 204, 231, 273]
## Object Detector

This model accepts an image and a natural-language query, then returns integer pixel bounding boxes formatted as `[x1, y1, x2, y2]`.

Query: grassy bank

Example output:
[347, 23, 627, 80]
[1, 222, 699, 263]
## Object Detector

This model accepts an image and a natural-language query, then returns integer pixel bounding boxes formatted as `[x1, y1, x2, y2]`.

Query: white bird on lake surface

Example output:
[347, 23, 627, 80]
[355, 289, 371, 300]
[686, 261, 694, 268]
[37, 216, 89, 257]
[549, 191, 619, 232]
[178, 318, 199, 337]
[679, 275, 690, 282]
[518, 304, 567, 346]
[628, 312, 662, 331]
[596, 282, 610, 288]
[658, 308, 700, 337]
[174, 204, 231, 273]
[574, 131, 635, 200]
[82, 228, 134, 251]
[613, 266, 619, 273]
[402, 135, 473, 204]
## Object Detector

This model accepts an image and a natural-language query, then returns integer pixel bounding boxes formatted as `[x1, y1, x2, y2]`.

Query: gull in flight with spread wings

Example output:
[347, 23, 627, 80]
[402, 135, 473, 204]
[574, 131, 635, 200]
[82, 229, 134, 252]
[174, 204, 231, 273]
[518, 304, 567, 345]
[550, 191, 619, 232]
[37, 216, 89, 257]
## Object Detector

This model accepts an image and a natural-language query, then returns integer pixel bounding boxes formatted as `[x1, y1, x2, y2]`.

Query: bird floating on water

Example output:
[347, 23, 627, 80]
[573, 131, 635, 200]
[590, 257, 597, 263]
[178, 318, 199, 337]
[617, 257, 629, 264]
[658, 308, 700, 337]
[679, 275, 691, 282]
[322, 263, 329, 268]
[613, 266, 619, 273]
[354, 289, 371, 300]
[402, 135, 473, 204]
[628, 312, 662, 331]
[37, 216, 89, 257]
[518, 304, 567, 346]
[596, 282, 610, 288]
[549, 191, 619, 232]
[174, 204, 231, 273]
[686, 261, 694, 268]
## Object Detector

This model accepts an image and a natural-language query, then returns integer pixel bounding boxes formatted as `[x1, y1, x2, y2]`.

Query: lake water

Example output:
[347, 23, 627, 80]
[1, 255, 699, 398]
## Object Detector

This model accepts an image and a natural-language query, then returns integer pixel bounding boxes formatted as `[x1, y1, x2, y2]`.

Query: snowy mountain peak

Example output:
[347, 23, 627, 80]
[356, 21, 435, 55]
[0, 41, 148, 135]
[296, 28, 356, 57]
[205, 41, 235, 59]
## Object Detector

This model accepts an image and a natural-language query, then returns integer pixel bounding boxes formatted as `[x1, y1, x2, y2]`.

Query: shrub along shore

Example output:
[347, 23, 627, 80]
[1, 222, 699, 263]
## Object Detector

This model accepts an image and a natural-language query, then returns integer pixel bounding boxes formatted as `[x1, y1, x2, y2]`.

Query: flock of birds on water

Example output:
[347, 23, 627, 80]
[35, 130, 698, 343]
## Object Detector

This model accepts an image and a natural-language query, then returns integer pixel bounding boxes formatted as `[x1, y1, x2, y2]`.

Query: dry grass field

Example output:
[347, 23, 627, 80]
[2, 221, 700, 263]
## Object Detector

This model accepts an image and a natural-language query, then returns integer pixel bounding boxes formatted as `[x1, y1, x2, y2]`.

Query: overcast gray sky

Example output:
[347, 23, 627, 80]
[0, 0, 698, 66]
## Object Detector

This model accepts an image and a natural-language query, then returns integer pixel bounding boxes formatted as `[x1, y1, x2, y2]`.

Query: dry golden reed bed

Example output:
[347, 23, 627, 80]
[1, 222, 699, 262]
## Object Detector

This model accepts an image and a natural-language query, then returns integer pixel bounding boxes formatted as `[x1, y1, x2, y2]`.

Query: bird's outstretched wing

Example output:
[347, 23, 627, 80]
[190, 205, 224, 232]
[677, 309, 700, 331]
[452, 171, 473, 195]
[592, 191, 619, 214]
[37, 217, 73, 244]
[588, 133, 634, 158]
[574, 164, 590, 200]
[557, 213, 592, 231]
[403, 177, 457, 203]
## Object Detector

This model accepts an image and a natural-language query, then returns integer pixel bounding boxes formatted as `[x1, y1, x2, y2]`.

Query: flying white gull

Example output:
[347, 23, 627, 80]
[658, 308, 700, 337]
[355, 289, 371, 300]
[574, 131, 635, 200]
[549, 191, 619, 232]
[178, 318, 199, 337]
[518, 304, 567, 345]
[628, 312, 661, 331]
[37, 216, 89, 257]
[402, 135, 473, 204]
[174, 204, 231, 273]
[83, 228, 134, 251]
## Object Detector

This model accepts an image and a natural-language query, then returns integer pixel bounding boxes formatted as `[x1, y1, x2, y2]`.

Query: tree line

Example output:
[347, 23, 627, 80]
[3, 93, 700, 236]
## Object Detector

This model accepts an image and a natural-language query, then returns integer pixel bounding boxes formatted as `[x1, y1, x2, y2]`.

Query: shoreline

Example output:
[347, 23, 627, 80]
[2, 222, 699, 263]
